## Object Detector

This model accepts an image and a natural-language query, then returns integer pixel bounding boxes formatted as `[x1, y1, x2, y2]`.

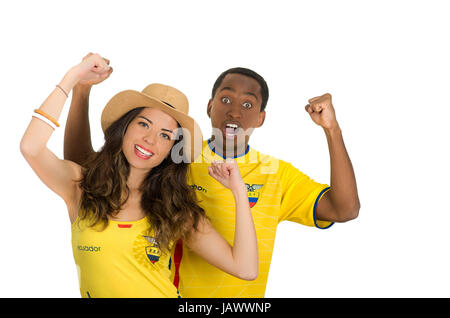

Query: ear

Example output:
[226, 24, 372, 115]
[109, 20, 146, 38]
[207, 99, 213, 118]
[257, 110, 266, 128]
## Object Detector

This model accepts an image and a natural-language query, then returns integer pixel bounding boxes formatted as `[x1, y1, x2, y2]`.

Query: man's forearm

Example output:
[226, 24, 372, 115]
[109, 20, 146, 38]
[324, 126, 360, 220]
[63, 84, 94, 165]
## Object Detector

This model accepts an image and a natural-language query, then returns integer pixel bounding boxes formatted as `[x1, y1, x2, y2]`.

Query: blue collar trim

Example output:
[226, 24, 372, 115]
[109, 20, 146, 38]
[207, 139, 250, 159]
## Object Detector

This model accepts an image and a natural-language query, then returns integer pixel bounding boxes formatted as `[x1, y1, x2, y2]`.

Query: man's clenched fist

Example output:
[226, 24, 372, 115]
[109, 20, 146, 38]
[305, 93, 339, 130]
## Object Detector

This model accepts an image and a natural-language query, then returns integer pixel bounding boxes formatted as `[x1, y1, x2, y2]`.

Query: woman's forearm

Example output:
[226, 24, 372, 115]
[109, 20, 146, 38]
[21, 70, 79, 156]
[230, 184, 259, 280]
[188, 161, 259, 280]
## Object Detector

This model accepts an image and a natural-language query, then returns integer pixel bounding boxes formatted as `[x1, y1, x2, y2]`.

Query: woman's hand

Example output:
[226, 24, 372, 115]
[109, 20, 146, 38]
[76, 53, 113, 87]
[69, 53, 111, 86]
[208, 159, 246, 194]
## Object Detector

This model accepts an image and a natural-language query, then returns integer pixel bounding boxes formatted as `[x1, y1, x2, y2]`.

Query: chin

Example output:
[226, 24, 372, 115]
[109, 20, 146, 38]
[124, 153, 157, 171]
[128, 161, 154, 172]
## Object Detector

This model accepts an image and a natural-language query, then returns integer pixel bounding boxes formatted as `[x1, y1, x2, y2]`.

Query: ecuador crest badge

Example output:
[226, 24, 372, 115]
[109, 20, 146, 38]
[246, 184, 263, 208]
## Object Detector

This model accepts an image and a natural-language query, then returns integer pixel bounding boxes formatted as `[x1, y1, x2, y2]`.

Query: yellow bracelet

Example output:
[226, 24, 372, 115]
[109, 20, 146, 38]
[34, 109, 60, 127]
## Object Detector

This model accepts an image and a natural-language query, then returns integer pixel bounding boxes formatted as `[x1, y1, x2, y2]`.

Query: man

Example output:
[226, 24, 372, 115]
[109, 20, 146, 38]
[64, 54, 360, 298]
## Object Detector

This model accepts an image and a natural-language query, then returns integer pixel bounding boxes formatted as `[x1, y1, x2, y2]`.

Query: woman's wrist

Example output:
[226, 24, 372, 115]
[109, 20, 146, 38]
[58, 65, 83, 94]
[231, 182, 248, 199]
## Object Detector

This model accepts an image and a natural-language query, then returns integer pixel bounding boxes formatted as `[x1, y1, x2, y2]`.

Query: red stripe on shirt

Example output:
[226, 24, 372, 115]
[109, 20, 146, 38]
[173, 239, 183, 288]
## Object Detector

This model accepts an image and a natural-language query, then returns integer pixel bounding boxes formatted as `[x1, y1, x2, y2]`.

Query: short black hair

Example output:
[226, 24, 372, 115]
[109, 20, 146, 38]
[211, 67, 269, 112]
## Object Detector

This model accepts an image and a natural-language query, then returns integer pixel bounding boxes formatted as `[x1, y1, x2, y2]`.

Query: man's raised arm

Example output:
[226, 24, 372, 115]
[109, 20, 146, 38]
[305, 93, 360, 222]
[63, 53, 113, 164]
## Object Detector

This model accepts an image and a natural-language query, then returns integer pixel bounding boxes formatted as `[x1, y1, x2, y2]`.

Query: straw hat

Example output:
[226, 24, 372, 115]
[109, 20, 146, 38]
[101, 83, 203, 162]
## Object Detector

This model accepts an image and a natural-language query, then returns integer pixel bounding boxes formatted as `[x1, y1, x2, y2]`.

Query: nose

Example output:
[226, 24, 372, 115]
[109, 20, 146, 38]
[227, 102, 242, 119]
[143, 129, 157, 145]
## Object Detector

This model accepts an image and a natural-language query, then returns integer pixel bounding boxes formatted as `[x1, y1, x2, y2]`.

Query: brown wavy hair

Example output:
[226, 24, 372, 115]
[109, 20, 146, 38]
[78, 107, 205, 252]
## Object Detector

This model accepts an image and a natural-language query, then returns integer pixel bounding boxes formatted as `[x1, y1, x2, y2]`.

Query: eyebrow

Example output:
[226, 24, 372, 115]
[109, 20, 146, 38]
[219, 87, 259, 100]
[137, 115, 174, 134]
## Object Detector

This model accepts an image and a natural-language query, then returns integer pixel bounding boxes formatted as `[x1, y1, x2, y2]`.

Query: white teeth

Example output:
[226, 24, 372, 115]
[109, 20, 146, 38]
[225, 123, 239, 137]
[135, 145, 152, 156]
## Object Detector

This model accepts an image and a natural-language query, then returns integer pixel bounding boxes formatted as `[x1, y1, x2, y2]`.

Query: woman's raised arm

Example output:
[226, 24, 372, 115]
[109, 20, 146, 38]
[20, 54, 111, 221]
[185, 160, 258, 281]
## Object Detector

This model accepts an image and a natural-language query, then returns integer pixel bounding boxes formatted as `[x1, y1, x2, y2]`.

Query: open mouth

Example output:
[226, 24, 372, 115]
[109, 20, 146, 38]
[225, 123, 240, 138]
[134, 144, 154, 159]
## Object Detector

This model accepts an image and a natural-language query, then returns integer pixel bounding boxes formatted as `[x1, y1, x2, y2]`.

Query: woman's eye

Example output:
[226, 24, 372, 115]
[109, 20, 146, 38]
[221, 97, 231, 104]
[138, 121, 149, 128]
[161, 133, 170, 140]
[242, 102, 252, 109]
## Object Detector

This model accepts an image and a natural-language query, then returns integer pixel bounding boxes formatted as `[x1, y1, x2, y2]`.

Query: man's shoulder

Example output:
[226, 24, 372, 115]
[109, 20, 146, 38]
[251, 146, 316, 182]
[250, 146, 291, 167]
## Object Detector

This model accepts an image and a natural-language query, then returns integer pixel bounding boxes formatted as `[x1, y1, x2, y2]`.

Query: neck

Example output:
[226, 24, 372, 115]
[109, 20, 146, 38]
[209, 136, 249, 159]
[127, 167, 150, 192]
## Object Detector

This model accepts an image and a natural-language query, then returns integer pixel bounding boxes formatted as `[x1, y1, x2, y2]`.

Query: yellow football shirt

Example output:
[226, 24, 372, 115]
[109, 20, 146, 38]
[174, 140, 332, 298]
[72, 215, 180, 298]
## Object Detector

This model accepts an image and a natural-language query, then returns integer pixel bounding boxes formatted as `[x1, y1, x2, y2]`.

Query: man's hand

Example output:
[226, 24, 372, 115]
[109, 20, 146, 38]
[76, 52, 113, 87]
[305, 93, 339, 130]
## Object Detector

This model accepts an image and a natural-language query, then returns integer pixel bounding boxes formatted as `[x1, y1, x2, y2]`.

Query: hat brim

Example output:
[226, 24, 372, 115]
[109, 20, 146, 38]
[101, 90, 203, 162]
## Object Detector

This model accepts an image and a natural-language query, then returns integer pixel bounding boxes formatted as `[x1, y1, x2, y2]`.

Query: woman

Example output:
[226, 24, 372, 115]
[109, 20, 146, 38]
[20, 54, 258, 298]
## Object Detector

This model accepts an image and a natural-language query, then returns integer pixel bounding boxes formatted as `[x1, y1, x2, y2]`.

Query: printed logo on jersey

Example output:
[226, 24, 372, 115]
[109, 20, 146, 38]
[143, 236, 161, 263]
[77, 245, 101, 252]
[132, 231, 163, 269]
[246, 184, 263, 208]
[191, 184, 207, 193]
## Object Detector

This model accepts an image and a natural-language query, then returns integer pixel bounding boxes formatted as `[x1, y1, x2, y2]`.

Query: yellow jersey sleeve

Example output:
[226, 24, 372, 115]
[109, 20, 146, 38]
[277, 161, 333, 229]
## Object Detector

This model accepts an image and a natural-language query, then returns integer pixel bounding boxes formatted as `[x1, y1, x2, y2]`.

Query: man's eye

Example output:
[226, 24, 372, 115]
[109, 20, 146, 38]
[242, 102, 252, 109]
[221, 97, 231, 104]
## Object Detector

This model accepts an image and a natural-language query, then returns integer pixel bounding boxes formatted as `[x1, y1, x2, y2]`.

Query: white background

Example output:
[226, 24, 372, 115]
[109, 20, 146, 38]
[1, 0, 449, 297]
